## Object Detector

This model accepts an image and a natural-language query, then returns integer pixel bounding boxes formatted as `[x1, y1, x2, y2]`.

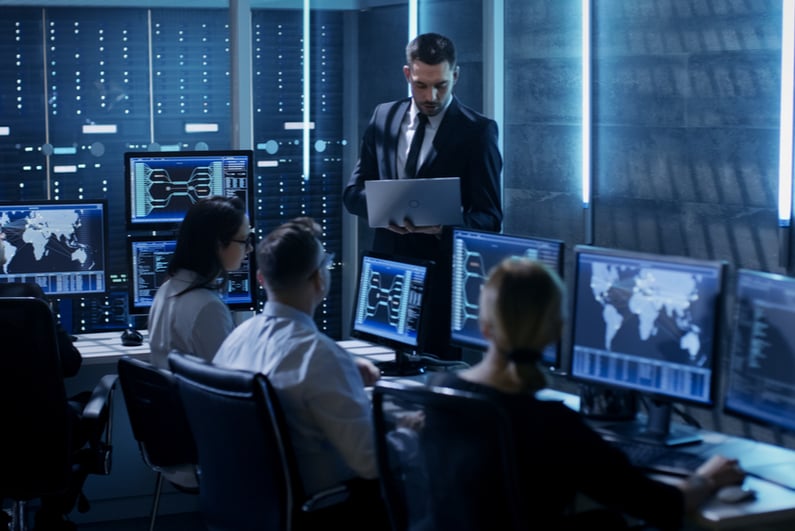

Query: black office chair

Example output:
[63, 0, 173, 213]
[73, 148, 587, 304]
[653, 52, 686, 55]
[168, 352, 350, 531]
[0, 296, 117, 531]
[371, 379, 526, 531]
[117, 355, 199, 531]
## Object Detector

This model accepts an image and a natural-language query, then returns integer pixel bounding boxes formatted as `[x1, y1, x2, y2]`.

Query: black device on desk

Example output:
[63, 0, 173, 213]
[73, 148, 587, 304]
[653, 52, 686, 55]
[350, 252, 432, 377]
[449, 228, 564, 370]
[121, 327, 144, 347]
[567, 245, 727, 447]
[723, 269, 795, 490]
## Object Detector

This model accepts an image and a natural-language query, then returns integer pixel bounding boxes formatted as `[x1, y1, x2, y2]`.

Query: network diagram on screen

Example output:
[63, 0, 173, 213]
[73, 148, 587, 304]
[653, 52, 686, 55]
[571, 251, 721, 404]
[449, 228, 563, 366]
[0, 202, 106, 295]
[353, 255, 426, 348]
[127, 152, 251, 226]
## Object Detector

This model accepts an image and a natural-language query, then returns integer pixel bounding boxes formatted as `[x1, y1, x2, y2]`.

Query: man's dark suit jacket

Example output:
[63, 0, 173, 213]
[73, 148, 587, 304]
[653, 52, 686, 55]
[344, 96, 503, 357]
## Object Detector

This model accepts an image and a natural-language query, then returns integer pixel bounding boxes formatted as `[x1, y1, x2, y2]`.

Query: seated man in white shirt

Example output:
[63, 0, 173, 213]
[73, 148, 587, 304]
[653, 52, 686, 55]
[212, 217, 389, 530]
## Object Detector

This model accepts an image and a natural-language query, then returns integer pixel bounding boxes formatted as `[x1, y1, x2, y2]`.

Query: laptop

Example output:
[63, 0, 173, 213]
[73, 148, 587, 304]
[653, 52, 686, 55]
[365, 177, 463, 228]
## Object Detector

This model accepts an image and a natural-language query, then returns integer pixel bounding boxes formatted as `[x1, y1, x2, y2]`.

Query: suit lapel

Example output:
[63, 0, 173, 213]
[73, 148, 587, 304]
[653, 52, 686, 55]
[383, 99, 411, 179]
[416, 97, 460, 179]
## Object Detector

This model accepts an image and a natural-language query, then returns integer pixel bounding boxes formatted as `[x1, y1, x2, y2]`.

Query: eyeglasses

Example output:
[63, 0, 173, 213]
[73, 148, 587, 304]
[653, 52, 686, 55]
[321, 251, 336, 271]
[231, 232, 256, 252]
[308, 251, 335, 279]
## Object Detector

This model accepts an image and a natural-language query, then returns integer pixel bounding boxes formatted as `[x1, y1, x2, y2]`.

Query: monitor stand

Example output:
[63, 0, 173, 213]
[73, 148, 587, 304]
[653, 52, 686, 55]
[600, 399, 702, 447]
[375, 349, 426, 377]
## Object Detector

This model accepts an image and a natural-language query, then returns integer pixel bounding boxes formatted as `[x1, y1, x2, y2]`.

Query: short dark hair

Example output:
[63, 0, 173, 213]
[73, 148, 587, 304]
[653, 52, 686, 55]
[257, 217, 323, 292]
[406, 32, 456, 68]
[168, 195, 246, 294]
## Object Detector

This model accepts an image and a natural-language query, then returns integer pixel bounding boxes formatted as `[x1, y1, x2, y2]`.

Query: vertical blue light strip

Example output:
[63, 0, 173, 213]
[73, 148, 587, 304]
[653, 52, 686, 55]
[409, 0, 418, 42]
[582, 0, 591, 209]
[408, 0, 417, 98]
[582, 0, 593, 243]
[302, 0, 310, 181]
[779, 0, 794, 226]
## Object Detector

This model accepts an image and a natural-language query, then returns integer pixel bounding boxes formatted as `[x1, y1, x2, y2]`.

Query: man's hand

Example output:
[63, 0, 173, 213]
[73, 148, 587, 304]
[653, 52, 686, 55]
[387, 218, 442, 236]
[354, 357, 381, 386]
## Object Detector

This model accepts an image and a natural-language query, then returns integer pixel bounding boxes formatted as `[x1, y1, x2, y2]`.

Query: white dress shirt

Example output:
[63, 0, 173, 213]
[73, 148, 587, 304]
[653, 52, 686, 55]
[147, 269, 235, 370]
[397, 101, 450, 179]
[212, 301, 378, 495]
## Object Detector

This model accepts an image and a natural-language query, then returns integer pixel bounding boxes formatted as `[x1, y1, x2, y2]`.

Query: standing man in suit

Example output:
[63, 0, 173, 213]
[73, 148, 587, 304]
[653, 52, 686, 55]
[344, 32, 503, 358]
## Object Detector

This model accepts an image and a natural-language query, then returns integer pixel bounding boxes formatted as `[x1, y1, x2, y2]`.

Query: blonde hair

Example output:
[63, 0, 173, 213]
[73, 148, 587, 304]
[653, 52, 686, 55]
[478, 257, 565, 363]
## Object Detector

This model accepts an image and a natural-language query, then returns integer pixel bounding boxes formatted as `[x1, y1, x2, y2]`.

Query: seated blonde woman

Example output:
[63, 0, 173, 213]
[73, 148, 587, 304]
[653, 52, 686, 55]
[430, 257, 745, 531]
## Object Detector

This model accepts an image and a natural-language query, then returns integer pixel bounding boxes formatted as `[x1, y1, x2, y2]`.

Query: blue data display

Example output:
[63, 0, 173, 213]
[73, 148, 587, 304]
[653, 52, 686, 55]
[450, 228, 563, 366]
[352, 255, 428, 349]
[724, 270, 795, 433]
[569, 246, 725, 405]
[0, 201, 108, 296]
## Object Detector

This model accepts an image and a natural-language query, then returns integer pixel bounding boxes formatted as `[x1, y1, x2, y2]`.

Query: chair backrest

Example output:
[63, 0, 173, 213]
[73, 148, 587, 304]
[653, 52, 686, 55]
[0, 281, 48, 300]
[0, 296, 71, 501]
[117, 356, 198, 471]
[168, 352, 295, 531]
[371, 380, 526, 531]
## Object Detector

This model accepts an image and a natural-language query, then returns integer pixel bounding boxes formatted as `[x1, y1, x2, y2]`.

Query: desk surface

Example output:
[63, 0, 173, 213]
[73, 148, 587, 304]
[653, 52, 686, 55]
[75, 330, 150, 365]
[77, 333, 795, 529]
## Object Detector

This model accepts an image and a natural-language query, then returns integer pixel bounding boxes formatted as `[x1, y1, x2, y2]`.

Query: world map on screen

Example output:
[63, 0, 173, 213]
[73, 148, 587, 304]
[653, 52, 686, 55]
[0, 207, 100, 275]
[589, 262, 705, 365]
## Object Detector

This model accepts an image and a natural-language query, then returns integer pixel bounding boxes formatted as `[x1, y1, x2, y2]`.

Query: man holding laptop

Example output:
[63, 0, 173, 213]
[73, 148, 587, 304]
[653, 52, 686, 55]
[344, 32, 502, 358]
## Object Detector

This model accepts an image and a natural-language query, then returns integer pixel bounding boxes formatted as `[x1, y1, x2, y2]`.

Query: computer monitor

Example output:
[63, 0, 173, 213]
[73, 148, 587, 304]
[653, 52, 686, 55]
[568, 245, 726, 446]
[124, 150, 254, 230]
[450, 228, 564, 367]
[0, 200, 108, 297]
[127, 234, 257, 316]
[724, 269, 795, 432]
[351, 252, 432, 377]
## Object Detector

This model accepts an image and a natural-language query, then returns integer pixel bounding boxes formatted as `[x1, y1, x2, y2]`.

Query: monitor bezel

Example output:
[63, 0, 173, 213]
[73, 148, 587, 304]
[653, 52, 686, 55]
[449, 227, 565, 368]
[0, 198, 110, 298]
[126, 232, 258, 317]
[124, 149, 255, 232]
[567, 244, 727, 409]
[722, 268, 795, 433]
[349, 251, 434, 357]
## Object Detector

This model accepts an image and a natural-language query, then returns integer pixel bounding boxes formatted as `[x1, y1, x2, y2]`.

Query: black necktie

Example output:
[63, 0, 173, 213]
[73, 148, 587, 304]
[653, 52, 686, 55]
[405, 113, 428, 178]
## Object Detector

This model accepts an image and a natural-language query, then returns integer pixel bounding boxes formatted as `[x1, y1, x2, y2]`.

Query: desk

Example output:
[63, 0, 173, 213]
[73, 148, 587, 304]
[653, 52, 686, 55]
[75, 333, 795, 529]
[75, 330, 150, 365]
[341, 339, 795, 530]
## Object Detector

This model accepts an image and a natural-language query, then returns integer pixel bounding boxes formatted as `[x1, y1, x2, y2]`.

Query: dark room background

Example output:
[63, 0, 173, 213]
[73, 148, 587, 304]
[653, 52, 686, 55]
[1, 0, 792, 451]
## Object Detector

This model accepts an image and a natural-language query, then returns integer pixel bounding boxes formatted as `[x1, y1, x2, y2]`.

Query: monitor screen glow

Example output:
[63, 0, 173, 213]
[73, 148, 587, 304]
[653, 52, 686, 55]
[128, 235, 256, 315]
[125, 150, 254, 229]
[0, 200, 108, 297]
[724, 269, 795, 433]
[450, 228, 564, 366]
[568, 245, 726, 445]
[569, 245, 725, 405]
[351, 253, 430, 354]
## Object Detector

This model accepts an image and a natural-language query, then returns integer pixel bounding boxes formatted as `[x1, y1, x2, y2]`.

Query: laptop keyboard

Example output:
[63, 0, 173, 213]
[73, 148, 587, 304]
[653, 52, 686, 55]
[608, 439, 705, 476]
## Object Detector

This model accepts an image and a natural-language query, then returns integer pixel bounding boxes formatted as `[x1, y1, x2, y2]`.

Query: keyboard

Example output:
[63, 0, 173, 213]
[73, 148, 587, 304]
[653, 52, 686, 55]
[608, 438, 706, 476]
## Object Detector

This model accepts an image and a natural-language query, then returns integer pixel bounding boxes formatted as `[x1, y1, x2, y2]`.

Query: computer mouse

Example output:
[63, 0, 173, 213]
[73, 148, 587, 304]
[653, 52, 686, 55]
[716, 485, 757, 504]
[121, 327, 144, 347]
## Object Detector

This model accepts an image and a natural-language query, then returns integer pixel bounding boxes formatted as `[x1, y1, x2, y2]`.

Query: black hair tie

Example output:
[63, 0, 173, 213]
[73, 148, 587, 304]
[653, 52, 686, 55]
[507, 348, 542, 363]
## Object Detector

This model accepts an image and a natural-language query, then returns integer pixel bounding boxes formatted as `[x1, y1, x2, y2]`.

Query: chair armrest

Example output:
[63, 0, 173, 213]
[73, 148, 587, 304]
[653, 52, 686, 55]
[82, 374, 119, 420]
[301, 484, 350, 512]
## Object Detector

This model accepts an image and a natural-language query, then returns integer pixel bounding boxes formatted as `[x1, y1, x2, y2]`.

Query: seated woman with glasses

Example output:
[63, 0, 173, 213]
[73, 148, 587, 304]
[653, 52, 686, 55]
[429, 257, 746, 531]
[148, 195, 253, 371]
